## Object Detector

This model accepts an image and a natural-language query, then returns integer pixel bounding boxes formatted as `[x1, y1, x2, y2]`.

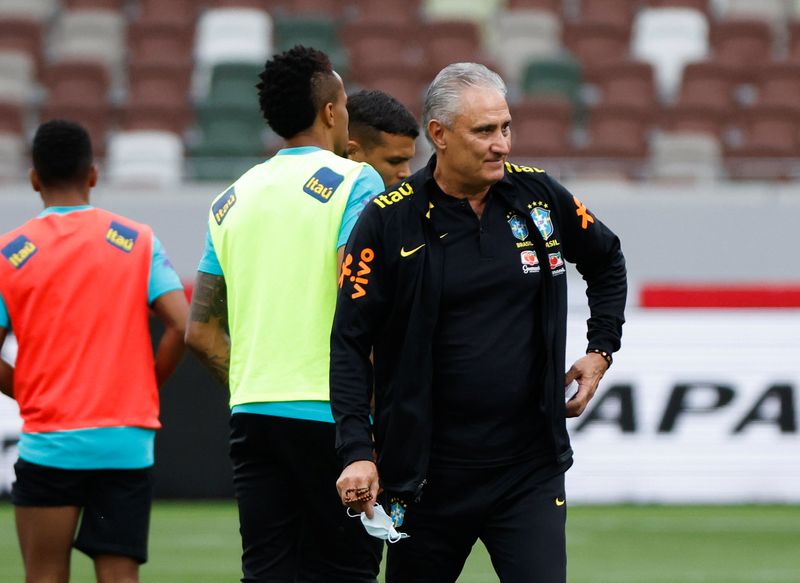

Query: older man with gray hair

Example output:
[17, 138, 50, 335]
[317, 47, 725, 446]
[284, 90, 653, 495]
[331, 62, 627, 582]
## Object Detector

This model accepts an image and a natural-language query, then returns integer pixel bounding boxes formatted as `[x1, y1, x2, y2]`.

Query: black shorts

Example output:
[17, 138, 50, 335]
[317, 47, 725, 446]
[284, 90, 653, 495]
[11, 458, 153, 564]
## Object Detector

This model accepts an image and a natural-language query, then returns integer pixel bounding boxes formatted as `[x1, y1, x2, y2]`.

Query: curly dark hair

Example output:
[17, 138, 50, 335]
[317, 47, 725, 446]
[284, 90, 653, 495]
[257, 45, 339, 139]
[32, 119, 93, 188]
[347, 89, 419, 149]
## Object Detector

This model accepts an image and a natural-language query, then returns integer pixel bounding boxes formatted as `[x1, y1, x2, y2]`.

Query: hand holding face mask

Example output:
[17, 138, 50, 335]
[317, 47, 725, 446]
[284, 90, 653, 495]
[348, 504, 410, 543]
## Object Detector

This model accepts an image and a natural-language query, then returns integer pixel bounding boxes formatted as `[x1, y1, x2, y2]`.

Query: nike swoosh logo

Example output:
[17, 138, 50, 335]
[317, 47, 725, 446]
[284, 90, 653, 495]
[555, 497, 566, 507]
[400, 244, 425, 257]
[400, 234, 448, 258]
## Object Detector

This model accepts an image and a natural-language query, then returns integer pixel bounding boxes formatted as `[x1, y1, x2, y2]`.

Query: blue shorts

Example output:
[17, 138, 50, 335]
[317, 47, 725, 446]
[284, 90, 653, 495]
[11, 458, 153, 564]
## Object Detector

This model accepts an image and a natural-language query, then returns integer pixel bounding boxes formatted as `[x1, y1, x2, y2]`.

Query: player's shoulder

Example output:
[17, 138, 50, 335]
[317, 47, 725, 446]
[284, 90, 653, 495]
[95, 208, 152, 234]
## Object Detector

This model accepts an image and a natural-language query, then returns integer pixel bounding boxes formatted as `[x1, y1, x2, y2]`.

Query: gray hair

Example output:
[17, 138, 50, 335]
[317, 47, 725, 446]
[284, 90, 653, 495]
[422, 62, 507, 145]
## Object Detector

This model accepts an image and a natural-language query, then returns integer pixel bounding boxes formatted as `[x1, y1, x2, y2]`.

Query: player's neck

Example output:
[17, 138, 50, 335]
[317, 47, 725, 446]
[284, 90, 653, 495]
[285, 125, 334, 152]
[40, 190, 90, 209]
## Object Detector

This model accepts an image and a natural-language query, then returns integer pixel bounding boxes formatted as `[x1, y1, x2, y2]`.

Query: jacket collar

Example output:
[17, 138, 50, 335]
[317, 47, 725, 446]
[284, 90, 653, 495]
[413, 154, 522, 215]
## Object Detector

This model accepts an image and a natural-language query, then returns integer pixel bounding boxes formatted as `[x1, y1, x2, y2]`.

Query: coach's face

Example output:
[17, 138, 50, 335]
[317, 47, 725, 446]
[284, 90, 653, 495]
[431, 86, 511, 193]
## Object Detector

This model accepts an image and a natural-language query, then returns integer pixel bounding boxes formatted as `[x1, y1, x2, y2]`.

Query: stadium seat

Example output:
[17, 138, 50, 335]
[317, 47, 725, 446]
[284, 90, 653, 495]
[677, 61, 737, 109]
[582, 104, 650, 158]
[510, 98, 574, 158]
[521, 56, 583, 109]
[45, 60, 109, 108]
[508, 0, 563, 12]
[579, 0, 638, 27]
[422, 0, 504, 25]
[0, 51, 35, 105]
[122, 104, 193, 136]
[632, 7, 709, 100]
[585, 60, 658, 115]
[137, 0, 203, 26]
[0, 103, 25, 135]
[351, 0, 422, 24]
[724, 105, 800, 179]
[0, 0, 57, 21]
[643, 0, 710, 12]
[193, 8, 273, 99]
[420, 20, 485, 78]
[273, 15, 347, 73]
[649, 131, 722, 180]
[128, 22, 194, 68]
[710, 20, 773, 74]
[0, 19, 45, 78]
[64, 0, 125, 8]
[289, 0, 343, 16]
[661, 103, 731, 139]
[50, 9, 126, 78]
[192, 103, 267, 159]
[485, 9, 561, 84]
[562, 22, 631, 68]
[106, 130, 185, 186]
[123, 63, 192, 134]
[728, 105, 800, 158]
[349, 63, 428, 115]
[754, 62, 800, 110]
[789, 21, 800, 62]
[0, 132, 24, 181]
[210, 0, 268, 8]
[206, 63, 262, 108]
[340, 22, 421, 77]
[719, 0, 790, 25]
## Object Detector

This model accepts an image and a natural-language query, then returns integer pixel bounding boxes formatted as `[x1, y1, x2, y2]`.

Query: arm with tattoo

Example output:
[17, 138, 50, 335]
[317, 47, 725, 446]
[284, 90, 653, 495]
[185, 272, 231, 387]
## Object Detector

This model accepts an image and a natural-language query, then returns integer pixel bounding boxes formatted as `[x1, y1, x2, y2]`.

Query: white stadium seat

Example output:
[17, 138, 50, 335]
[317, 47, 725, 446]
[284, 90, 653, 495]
[632, 8, 709, 101]
[106, 131, 185, 187]
[193, 8, 273, 99]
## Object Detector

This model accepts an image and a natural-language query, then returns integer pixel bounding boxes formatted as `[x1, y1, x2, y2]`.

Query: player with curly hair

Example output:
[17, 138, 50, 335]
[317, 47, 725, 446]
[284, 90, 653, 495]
[185, 46, 384, 582]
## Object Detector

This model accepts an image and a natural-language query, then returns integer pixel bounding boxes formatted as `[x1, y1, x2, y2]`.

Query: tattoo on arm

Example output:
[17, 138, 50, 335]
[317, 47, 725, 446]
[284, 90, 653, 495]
[188, 273, 231, 387]
[190, 273, 228, 324]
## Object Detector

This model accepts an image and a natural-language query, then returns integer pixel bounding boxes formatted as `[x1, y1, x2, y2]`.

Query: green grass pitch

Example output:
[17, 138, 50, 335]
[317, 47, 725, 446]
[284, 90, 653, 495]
[1, 502, 798, 582]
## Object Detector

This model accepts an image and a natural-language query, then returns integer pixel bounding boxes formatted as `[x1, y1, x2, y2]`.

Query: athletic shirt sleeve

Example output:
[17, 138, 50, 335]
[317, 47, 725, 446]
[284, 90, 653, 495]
[337, 164, 385, 248]
[197, 228, 224, 276]
[148, 234, 184, 304]
[0, 293, 8, 329]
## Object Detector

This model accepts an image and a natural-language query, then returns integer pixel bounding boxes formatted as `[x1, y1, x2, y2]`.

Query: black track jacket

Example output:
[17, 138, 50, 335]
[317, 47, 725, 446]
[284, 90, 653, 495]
[331, 156, 627, 498]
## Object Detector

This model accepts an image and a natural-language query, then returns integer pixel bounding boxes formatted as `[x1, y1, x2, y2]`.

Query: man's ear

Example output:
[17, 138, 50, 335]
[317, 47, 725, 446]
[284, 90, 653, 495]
[346, 139, 364, 161]
[29, 168, 41, 193]
[428, 119, 447, 150]
[321, 101, 335, 129]
[87, 165, 98, 188]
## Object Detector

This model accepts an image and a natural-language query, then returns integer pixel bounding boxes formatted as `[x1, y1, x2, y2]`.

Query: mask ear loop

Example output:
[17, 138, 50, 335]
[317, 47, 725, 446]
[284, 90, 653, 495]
[346, 507, 361, 518]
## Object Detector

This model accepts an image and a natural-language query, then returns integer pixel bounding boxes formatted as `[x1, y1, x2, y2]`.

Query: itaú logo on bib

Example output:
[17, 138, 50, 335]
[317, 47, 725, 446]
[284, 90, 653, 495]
[106, 221, 139, 253]
[303, 167, 344, 203]
[2, 235, 38, 269]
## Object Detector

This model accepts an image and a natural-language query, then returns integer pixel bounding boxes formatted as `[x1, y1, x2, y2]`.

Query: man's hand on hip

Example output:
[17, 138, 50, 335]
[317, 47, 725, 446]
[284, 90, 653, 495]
[564, 352, 609, 418]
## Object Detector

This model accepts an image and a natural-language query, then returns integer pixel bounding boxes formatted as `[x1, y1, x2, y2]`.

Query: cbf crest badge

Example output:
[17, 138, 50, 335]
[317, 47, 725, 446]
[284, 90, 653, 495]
[530, 207, 554, 240]
[507, 215, 529, 241]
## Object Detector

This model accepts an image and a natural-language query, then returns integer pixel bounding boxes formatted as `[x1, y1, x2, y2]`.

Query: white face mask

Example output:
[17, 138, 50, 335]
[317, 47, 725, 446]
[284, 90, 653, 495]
[348, 505, 410, 543]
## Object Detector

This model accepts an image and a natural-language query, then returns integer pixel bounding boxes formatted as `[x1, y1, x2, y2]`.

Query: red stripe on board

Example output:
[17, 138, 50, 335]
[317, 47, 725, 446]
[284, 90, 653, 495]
[641, 285, 800, 308]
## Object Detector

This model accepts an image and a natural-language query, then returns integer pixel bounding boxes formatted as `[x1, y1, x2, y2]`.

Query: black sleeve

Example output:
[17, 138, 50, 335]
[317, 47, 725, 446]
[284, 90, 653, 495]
[547, 176, 627, 354]
[330, 202, 391, 467]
